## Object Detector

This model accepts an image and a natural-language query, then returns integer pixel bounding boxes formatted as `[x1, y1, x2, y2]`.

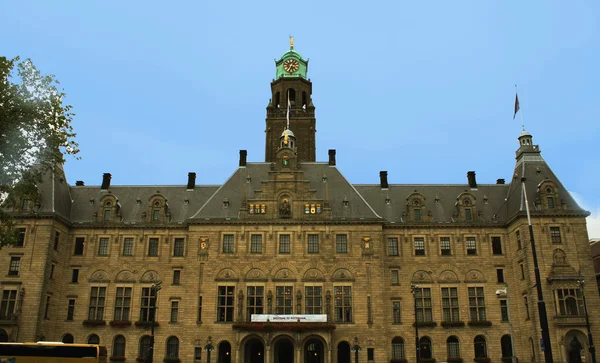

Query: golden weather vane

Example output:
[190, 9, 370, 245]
[289, 35, 294, 50]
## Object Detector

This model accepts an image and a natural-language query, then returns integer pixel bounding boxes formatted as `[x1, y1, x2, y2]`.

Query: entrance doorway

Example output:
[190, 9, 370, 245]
[218, 341, 232, 363]
[274, 337, 294, 363]
[304, 338, 324, 363]
[568, 336, 583, 363]
[244, 338, 265, 363]
[337, 341, 351, 363]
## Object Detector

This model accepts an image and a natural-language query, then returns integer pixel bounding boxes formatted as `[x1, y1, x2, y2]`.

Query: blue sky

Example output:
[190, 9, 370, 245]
[3, 1, 599, 236]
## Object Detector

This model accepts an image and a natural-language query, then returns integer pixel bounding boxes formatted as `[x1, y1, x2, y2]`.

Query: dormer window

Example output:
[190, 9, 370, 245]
[547, 196, 555, 209]
[153, 210, 160, 220]
[21, 199, 29, 211]
[249, 204, 255, 214]
[465, 208, 472, 220]
[104, 210, 111, 221]
[538, 181, 560, 210]
[305, 204, 310, 214]
[414, 208, 421, 220]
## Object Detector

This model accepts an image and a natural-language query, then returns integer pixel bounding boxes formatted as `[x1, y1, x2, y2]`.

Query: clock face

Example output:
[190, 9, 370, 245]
[283, 59, 299, 73]
[200, 242, 208, 249]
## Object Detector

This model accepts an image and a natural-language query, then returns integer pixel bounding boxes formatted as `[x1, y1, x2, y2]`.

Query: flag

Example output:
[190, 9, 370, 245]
[286, 91, 291, 128]
[513, 92, 520, 119]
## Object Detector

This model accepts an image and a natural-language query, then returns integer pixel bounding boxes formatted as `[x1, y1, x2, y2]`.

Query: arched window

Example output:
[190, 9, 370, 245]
[112, 335, 126, 357]
[287, 88, 296, 105]
[166, 336, 179, 358]
[61, 333, 74, 344]
[447, 336, 460, 359]
[87, 334, 99, 345]
[302, 91, 307, 106]
[474, 335, 487, 358]
[420, 337, 432, 359]
[501, 335, 513, 359]
[139, 335, 152, 360]
[392, 337, 405, 360]
[275, 92, 280, 108]
[0, 329, 9, 342]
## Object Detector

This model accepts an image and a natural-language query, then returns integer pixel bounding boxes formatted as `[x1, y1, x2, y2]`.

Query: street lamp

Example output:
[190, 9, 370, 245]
[410, 283, 420, 363]
[496, 285, 516, 363]
[205, 336, 215, 363]
[578, 279, 597, 363]
[351, 337, 361, 363]
[147, 280, 162, 363]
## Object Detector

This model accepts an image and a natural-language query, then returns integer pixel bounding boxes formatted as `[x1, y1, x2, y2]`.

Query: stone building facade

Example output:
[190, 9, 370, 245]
[1, 43, 598, 363]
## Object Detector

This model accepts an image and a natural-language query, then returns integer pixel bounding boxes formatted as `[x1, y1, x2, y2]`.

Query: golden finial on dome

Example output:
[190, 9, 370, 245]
[289, 35, 294, 50]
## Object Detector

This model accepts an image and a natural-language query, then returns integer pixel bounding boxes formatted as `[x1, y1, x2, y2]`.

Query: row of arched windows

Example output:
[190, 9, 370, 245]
[391, 335, 513, 360]
[61, 333, 179, 359]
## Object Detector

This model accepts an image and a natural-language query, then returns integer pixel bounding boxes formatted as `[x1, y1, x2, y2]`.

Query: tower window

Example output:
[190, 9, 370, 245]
[287, 88, 296, 105]
[275, 92, 280, 107]
[302, 91, 307, 106]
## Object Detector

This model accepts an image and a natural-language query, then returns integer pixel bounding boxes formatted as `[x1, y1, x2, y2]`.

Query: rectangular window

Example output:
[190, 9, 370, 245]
[414, 208, 421, 220]
[222, 234, 234, 253]
[50, 264, 55, 279]
[392, 301, 401, 323]
[0, 290, 17, 320]
[98, 237, 109, 256]
[465, 208, 472, 220]
[173, 270, 181, 285]
[104, 209, 111, 221]
[217, 286, 235, 322]
[71, 268, 80, 283]
[492, 236, 503, 255]
[67, 299, 76, 321]
[152, 209, 160, 220]
[520, 263, 525, 280]
[88, 287, 106, 320]
[336, 234, 348, 253]
[15, 228, 26, 247]
[74, 237, 85, 255]
[442, 287, 460, 322]
[497, 269, 505, 283]
[468, 287, 486, 321]
[173, 238, 185, 256]
[550, 227, 562, 243]
[414, 287, 432, 322]
[525, 296, 530, 319]
[21, 199, 29, 210]
[246, 286, 265, 320]
[305, 286, 323, 314]
[140, 287, 156, 322]
[197, 296, 203, 322]
[392, 339, 405, 360]
[8, 257, 20, 276]
[250, 235, 262, 253]
[334, 286, 352, 322]
[440, 237, 451, 256]
[53, 231, 60, 250]
[114, 287, 132, 321]
[307, 234, 319, 253]
[516, 230, 522, 249]
[123, 238, 134, 256]
[279, 234, 290, 254]
[148, 238, 159, 256]
[556, 288, 584, 316]
[170, 301, 179, 323]
[276, 286, 294, 314]
[388, 237, 399, 256]
[466, 237, 477, 255]
[44, 295, 50, 319]
[414, 237, 425, 256]
[368, 348, 374, 361]
[391, 270, 400, 285]
[194, 347, 202, 360]
[500, 299, 508, 322]
[547, 196, 555, 209]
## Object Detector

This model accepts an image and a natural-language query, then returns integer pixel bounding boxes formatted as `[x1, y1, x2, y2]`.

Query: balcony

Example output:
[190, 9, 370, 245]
[553, 315, 587, 327]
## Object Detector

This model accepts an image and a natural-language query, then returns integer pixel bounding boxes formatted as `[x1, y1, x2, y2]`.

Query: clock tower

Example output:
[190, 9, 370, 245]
[265, 38, 316, 162]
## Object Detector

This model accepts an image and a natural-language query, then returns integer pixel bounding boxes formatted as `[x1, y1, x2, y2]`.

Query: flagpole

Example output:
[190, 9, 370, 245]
[515, 85, 525, 130]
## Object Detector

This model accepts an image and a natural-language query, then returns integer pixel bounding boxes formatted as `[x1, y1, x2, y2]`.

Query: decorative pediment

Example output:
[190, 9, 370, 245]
[273, 268, 296, 281]
[332, 268, 354, 281]
[438, 270, 459, 283]
[465, 269, 485, 282]
[303, 268, 325, 281]
[115, 270, 135, 282]
[89, 269, 110, 282]
[245, 268, 267, 281]
[216, 268, 238, 281]
[412, 270, 433, 282]
[141, 270, 159, 282]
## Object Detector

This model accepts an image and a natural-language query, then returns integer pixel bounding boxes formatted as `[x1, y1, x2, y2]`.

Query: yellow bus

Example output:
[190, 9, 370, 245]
[0, 342, 108, 362]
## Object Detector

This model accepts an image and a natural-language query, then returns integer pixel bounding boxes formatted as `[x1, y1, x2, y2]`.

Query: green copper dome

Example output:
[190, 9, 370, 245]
[275, 45, 308, 79]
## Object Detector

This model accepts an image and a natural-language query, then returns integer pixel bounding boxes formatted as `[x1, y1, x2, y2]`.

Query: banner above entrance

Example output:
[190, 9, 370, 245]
[251, 314, 327, 323]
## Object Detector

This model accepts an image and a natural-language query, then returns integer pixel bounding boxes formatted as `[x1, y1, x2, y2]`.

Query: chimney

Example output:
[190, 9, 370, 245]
[328, 149, 336, 166]
[75, 181, 85, 186]
[101, 173, 111, 190]
[187, 172, 196, 190]
[239, 150, 247, 167]
[467, 171, 477, 188]
[380, 171, 389, 189]
[496, 178, 506, 185]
